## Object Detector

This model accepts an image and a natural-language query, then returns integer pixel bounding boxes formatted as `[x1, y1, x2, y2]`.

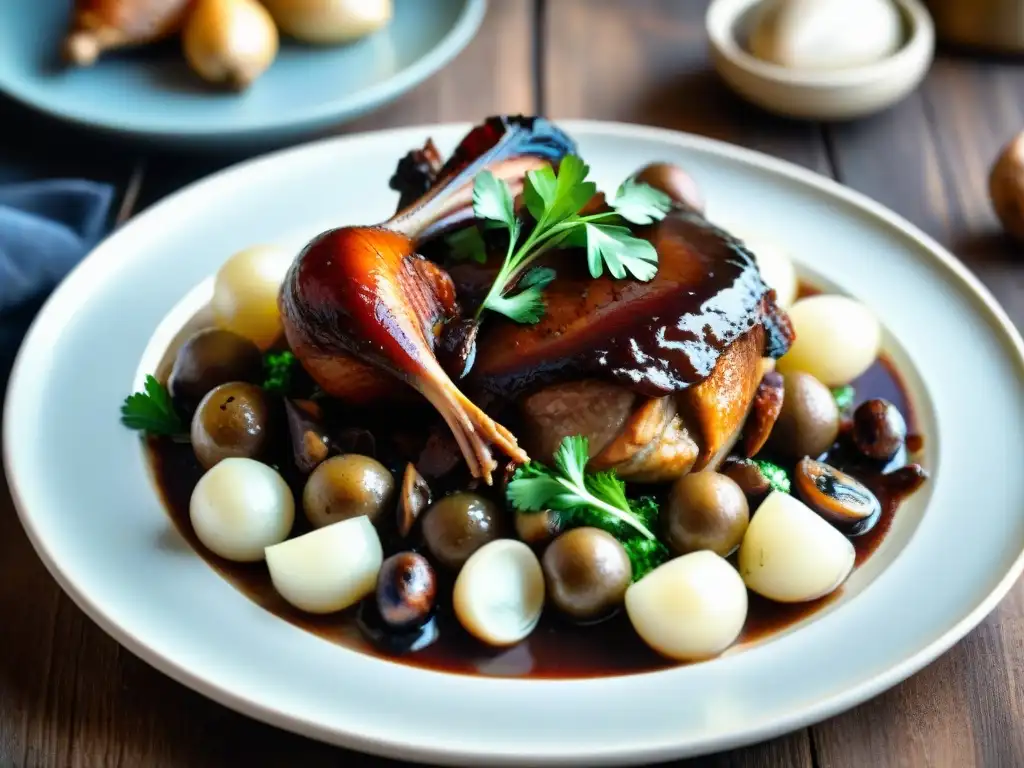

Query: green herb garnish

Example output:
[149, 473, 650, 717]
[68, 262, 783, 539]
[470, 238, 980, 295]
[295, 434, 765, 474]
[468, 156, 672, 324]
[120, 375, 185, 438]
[445, 225, 488, 264]
[831, 385, 855, 412]
[262, 350, 297, 394]
[754, 459, 791, 494]
[507, 435, 670, 580]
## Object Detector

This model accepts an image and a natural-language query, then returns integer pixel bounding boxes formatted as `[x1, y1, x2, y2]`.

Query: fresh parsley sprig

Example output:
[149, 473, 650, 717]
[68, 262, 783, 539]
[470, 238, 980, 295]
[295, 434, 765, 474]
[507, 435, 670, 580]
[120, 375, 186, 438]
[468, 156, 672, 324]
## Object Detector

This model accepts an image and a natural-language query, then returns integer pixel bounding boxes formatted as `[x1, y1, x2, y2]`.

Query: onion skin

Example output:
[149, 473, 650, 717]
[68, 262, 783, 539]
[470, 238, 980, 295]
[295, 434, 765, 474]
[183, 0, 279, 90]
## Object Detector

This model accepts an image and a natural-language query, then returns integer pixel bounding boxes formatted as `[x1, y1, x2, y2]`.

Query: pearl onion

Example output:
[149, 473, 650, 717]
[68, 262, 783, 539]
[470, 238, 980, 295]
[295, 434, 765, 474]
[189, 457, 294, 562]
[211, 245, 293, 350]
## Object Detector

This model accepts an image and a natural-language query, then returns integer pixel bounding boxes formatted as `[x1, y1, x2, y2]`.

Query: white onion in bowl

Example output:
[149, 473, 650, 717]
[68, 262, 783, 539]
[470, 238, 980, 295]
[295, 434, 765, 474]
[738, 491, 855, 603]
[211, 244, 294, 350]
[775, 294, 881, 386]
[625, 551, 748, 661]
[189, 457, 294, 562]
[265, 515, 383, 614]
[453, 539, 545, 647]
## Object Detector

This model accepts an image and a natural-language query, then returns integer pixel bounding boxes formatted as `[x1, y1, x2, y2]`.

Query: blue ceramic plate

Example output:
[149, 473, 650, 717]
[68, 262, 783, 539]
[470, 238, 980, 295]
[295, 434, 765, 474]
[0, 0, 486, 144]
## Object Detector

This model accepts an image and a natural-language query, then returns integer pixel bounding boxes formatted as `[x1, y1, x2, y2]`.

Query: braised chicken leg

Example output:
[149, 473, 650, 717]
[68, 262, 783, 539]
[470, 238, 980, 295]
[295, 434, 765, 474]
[280, 116, 576, 483]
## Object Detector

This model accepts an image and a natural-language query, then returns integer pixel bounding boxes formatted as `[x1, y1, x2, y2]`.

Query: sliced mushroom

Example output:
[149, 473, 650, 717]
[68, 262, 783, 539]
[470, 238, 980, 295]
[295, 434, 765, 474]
[333, 426, 377, 457]
[397, 463, 432, 538]
[794, 457, 882, 536]
[741, 370, 784, 458]
[285, 398, 332, 474]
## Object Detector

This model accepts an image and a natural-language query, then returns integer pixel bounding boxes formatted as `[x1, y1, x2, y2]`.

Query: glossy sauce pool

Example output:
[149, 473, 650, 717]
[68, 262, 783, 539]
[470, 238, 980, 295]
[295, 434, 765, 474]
[148, 349, 924, 679]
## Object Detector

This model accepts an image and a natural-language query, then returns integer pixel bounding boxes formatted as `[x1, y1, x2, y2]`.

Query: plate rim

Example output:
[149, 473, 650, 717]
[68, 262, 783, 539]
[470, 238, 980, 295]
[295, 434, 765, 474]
[5, 118, 1024, 765]
[0, 0, 487, 142]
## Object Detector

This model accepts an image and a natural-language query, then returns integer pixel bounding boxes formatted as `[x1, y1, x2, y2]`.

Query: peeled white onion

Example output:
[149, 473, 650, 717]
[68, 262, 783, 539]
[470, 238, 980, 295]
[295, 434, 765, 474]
[746, 236, 797, 309]
[738, 491, 855, 603]
[624, 551, 747, 661]
[262, 0, 393, 45]
[211, 244, 293, 350]
[189, 457, 294, 562]
[775, 294, 881, 386]
[453, 539, 545, 646]
[265, 515, 383, 614]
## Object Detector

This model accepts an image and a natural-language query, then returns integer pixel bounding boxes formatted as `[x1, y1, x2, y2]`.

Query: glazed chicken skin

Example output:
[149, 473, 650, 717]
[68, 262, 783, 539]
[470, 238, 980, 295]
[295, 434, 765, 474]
[280, 117, 576, 483]
[281, 115, 794, 485]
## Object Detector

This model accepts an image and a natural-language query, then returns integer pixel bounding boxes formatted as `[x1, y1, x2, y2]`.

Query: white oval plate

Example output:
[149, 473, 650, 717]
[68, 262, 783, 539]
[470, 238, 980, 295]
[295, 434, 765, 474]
[5, 121, 1024, 766]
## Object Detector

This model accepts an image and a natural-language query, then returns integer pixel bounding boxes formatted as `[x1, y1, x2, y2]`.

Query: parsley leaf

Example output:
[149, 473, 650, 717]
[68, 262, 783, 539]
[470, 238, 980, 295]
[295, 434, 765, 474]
[612, 177, 673, 225]
[262, 350, 297, 394]
[469, 154, 671, 325]
[831, 385, 855, 412]
[753, 459, 791, 494]
[121, 375, 185, 437]
[584, 223, 659, 281]
[507, 435, 669, 581]
[472, 170, 516, 228]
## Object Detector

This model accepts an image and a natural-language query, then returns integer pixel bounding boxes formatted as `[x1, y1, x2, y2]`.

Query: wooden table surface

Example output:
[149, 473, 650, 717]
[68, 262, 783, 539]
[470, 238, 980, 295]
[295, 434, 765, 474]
[2, 1, 1024, 766]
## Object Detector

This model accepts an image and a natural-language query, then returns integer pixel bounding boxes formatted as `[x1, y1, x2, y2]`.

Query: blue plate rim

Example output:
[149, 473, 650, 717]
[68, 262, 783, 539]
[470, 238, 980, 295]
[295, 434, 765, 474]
[0, 0, 488, 142]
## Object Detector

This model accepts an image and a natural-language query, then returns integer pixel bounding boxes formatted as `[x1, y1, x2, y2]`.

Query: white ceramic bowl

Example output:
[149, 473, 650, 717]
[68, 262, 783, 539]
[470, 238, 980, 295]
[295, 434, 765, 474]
[707, 0, 935, 121]
[4, 121, 1024, 765]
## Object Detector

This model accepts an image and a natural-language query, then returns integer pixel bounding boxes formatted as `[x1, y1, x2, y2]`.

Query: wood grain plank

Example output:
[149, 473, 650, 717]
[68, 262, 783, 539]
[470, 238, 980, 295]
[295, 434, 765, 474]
[542, 0, 830, 174]
[0, 3, 536, 767]
[811, 51, 1024, 768]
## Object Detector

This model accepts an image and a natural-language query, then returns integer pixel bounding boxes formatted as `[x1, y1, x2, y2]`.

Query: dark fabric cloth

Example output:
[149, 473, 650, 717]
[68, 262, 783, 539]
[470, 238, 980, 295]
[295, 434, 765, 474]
[0, 179, 115, 390]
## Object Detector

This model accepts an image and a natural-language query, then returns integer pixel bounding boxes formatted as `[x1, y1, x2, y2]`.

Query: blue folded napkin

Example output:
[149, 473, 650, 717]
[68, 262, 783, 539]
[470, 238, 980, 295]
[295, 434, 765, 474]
[0, 179, 114, 389]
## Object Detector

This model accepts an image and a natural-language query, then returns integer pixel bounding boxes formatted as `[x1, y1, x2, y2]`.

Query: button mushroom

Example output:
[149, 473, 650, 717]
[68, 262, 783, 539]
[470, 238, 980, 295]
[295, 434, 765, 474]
[664, 472, 750, 557]
[852, 398, 907, 462]
[514, 508, 563, 546]
[766, 371, 840, 460]
[421, 492, 501, 570]
[302, 454, 396, 529]
[632, 162, 704, 213]
[541, 528, 632, 622]
[453, 539, 545, 647]
[375, 552, 437, 630]
[738, 491, 855, 603]
[397, 463, 432, 538]
[167, 328, 263, 411]
[190, 381, 273, 469]
[720, 457, 772, 507]
[794, 457, 882, 536]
